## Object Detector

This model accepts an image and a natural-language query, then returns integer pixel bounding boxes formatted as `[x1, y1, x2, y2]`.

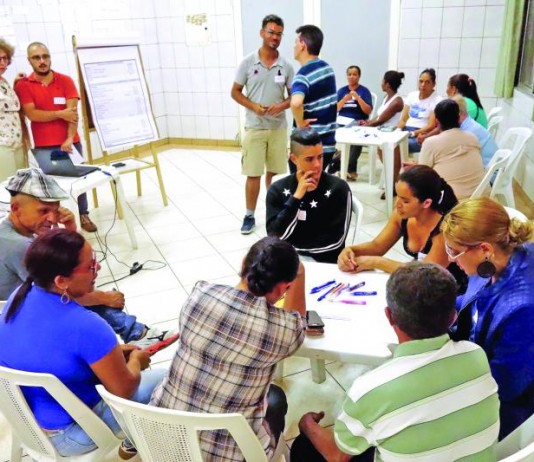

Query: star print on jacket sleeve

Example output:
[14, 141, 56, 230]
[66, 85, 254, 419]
[310, 200, 318, 208]
[324, 190, 331, 197]
[283, 188, 291, 196]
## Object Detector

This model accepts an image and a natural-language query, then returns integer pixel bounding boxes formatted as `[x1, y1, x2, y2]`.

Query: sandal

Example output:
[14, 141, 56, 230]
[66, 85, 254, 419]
[346, 172, 358, 182]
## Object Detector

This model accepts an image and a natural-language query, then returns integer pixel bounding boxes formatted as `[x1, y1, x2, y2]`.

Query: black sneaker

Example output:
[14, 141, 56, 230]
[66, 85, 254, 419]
[240, 216, 255, 234]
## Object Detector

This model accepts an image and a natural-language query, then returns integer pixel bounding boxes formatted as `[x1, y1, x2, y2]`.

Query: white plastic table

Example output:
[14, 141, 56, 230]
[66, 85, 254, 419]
[49, 165, 138, 249]
[290, 262, 397, 383]
[336, 126, 409, 214]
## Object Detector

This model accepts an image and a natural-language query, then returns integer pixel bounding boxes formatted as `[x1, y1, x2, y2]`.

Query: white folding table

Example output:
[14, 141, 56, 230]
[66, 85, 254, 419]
[50, 165, 138, 249]
[287, 262, 397, 384]
[336, 126, 409, 214]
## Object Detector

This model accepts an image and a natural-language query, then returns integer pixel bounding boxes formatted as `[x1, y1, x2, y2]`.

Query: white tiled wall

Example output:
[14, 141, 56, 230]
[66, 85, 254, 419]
[396, 0, 534, 202]
[2, 0, 240, 143]
[396, 0, 506, 109]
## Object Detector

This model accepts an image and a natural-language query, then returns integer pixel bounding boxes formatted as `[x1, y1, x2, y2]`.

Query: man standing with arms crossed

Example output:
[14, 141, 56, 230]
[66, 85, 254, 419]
[231, 14, 294, 234]
[15, 41, 97, 232]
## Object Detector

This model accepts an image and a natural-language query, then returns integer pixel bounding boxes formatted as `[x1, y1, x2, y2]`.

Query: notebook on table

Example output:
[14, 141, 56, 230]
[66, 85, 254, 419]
[33, 149, 100, 178]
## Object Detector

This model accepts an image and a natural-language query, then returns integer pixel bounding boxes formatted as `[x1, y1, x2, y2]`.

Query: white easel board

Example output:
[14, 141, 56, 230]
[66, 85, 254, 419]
[76, 45, 158, 152]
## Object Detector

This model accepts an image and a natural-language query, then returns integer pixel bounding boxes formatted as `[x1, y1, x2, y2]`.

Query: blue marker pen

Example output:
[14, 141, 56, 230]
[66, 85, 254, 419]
[310, 279, 336, 294]
[318, 282, 342, 302]
[350, 291, 377, 296]
[348, 281, 365, 291]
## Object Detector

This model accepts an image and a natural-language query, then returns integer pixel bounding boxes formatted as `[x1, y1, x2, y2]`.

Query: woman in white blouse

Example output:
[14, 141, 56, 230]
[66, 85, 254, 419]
[361, 70, 405, 192]
[0, 39, 26, 181]
[361, 70, 405, 128]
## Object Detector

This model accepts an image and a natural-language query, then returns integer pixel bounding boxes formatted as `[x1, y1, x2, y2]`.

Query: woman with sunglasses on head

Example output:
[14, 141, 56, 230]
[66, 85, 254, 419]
[446, 73, 487, 128]
[151, 236, 306, 461]
[338, 165, 467, 292]
[442, 197, 534, 440]
[0, 228, 165, 458]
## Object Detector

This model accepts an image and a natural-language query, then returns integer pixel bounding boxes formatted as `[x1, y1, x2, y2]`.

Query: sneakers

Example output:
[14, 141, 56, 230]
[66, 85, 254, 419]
[128, 327, 180, 355]
[240, 215, 255, 234]
[118, 441, 137, 460]
[80, 213, 97, 232]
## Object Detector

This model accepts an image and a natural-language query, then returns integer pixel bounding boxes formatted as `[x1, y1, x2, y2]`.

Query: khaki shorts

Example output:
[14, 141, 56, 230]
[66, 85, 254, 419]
[241, 128, 288, 177]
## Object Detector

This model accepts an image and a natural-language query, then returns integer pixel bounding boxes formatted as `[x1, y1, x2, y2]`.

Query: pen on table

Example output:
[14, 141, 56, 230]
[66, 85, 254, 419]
[317, 282, 342, 302]
[330, 283, 347, 298]
[348, 281, 365, 291]
[350, 291, 377, 296]
[337, 299, 367, 305]
[310, 279, 336, 294]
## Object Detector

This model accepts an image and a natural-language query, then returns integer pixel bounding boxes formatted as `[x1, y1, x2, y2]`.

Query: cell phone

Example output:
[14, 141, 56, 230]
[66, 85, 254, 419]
[306, 310, 325, 329]
[378, 126, 396, 132]
[112, 162, 126, 168]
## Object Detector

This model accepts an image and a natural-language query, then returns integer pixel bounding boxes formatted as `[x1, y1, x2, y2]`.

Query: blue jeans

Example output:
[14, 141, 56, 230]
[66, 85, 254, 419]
[47, 368, 166, 456]
[403, 126, 421, 153]
[88, 305, 145, 343]
[33, 142, 89, 214]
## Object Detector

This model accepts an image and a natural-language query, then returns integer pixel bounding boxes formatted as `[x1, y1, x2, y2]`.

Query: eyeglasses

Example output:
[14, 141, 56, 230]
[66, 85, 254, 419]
[29, 54, 50, 62]
[263, 29, 283, 37]
[444, 243, 477, 261]
[73, 251, 98, 275]
[0, 56, 9, 63]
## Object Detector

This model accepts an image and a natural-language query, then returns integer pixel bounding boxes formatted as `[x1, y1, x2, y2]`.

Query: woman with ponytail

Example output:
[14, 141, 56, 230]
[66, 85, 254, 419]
[447, 73, 488, 127]
[442, 197, 534, 439]
[338, 165, 467, 291]
[150, 236, 306, 461]
[0, 228, 164, 458]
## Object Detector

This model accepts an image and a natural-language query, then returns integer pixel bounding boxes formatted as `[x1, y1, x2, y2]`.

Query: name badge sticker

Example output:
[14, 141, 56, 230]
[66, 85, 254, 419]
[54, 97, 66, 105]
[274, 75, 285, 83]
[417, 252, 427, 261]
[297, 210, 307, 221]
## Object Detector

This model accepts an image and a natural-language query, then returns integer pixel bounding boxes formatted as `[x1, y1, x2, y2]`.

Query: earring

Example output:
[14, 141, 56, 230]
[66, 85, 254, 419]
[60, 289, 71, 305]
[476, 256, 496, 279]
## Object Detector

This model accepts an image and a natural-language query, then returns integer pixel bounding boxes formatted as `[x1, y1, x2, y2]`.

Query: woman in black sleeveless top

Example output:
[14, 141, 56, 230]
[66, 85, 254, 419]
[338, 165, 467, 292]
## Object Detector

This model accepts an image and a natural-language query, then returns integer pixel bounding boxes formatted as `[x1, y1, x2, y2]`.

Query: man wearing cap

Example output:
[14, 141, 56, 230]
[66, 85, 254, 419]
[14, 41, 97, 233]
[0, 168, 179, 350]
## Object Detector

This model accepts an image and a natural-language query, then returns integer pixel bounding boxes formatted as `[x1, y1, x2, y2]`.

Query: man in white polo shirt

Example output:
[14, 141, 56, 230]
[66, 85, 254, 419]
[231, 14, 294, 234]
[291, 262, 499, 461]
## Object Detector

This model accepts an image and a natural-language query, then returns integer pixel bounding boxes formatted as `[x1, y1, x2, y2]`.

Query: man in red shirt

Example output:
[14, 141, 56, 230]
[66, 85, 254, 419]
[15, 42, 97, 232]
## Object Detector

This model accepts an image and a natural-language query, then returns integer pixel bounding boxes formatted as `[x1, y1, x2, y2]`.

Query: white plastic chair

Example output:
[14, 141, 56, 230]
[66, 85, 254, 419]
[470, 149, 511, 199]
[370, 92, 378, 119]
[351, 194, 364, 244]
[488, 115, 504, 140]
[497, 412, 534, 461]
[487, 106, 503, 123]
[0, 365, 122, 462]
[96, 384, 287, 462]
[504, 206, 529, 222]
[493, 127, 533, 207]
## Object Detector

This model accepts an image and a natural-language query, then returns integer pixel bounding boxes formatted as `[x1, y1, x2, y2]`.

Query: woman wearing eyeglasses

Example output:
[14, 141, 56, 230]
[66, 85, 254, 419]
[338, 165, 467, 292]
[442, 197, 534, 440]
[0, 38, 27, 181]
[0, 229, 165, 457]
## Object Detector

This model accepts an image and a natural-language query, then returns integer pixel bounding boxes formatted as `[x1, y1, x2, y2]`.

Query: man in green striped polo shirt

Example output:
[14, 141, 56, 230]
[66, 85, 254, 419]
[291, 261, 500, 461]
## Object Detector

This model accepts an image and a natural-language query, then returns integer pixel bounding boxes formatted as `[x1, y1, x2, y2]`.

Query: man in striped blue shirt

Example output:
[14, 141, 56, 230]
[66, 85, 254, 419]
[290, 25, 337, 171]
[291, 262, 500, 461]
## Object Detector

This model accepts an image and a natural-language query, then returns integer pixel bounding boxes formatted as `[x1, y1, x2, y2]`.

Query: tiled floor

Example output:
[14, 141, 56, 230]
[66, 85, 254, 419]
[0, 146, 462, 461]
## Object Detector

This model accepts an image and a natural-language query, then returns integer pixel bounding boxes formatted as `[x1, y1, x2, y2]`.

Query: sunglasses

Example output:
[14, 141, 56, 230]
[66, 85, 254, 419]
[444, 243, 478, 261]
